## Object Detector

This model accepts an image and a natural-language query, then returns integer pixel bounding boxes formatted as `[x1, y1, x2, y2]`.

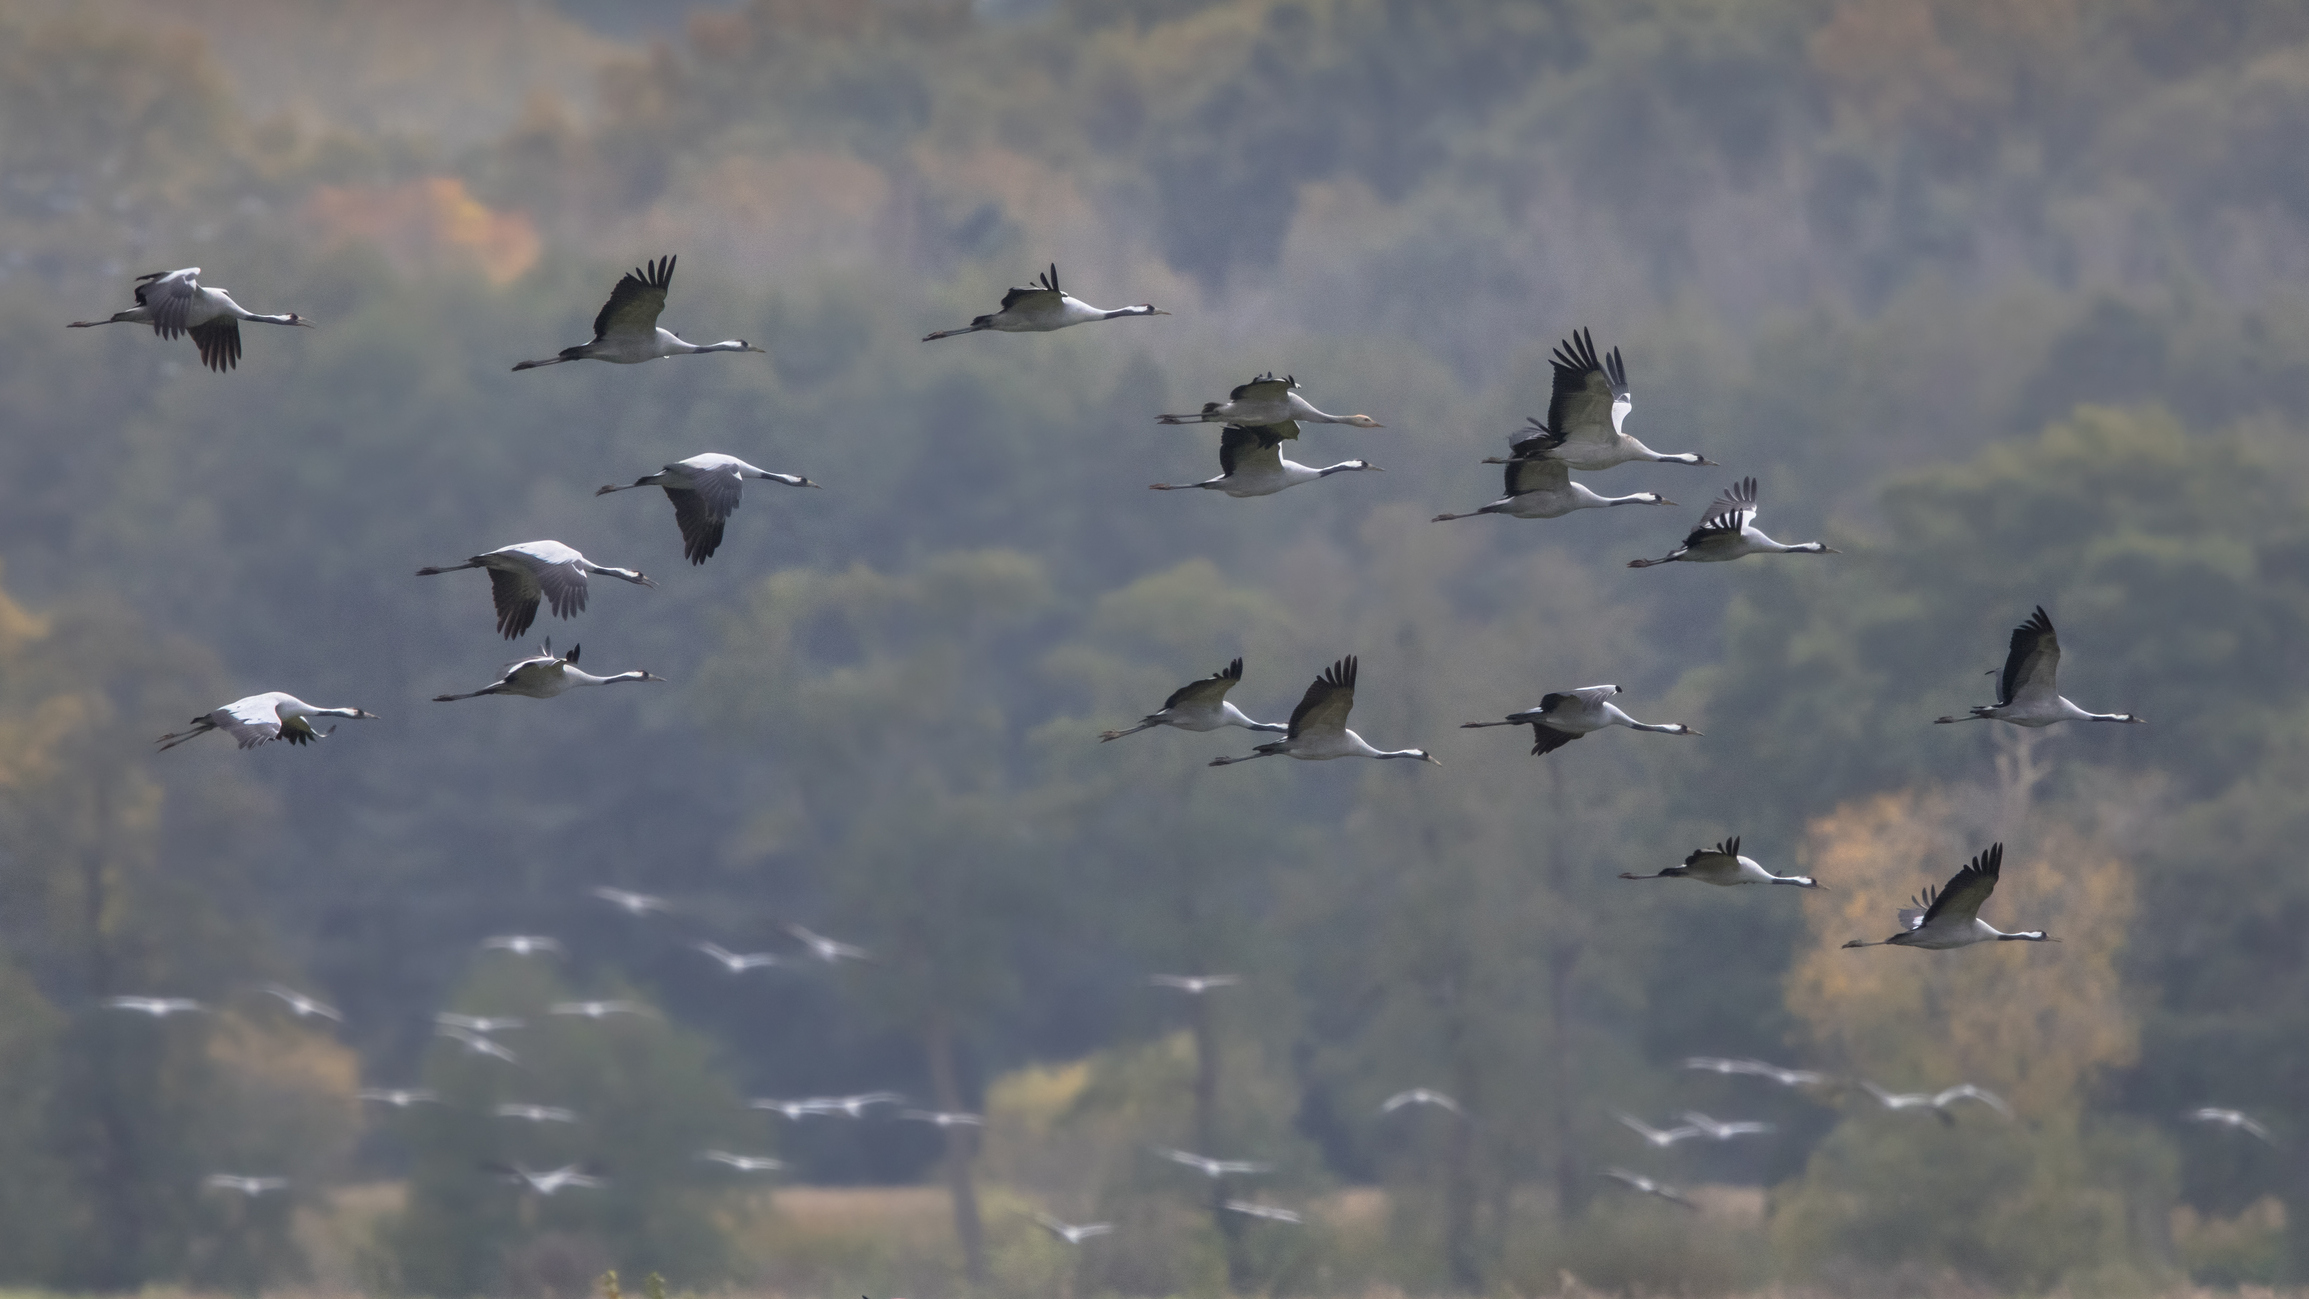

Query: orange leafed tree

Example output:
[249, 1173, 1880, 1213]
[1785, 790, 2137, 1114]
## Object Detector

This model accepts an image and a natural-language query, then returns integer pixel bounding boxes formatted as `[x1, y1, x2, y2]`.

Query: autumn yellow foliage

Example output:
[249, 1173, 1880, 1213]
[1771, 790, 2171, 1287]
[1785, 789, 2138, 1116]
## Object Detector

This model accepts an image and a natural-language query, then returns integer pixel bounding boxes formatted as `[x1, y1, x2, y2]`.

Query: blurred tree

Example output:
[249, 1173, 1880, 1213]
[0, 574, 319, 1289]
[1773, 789, 2170, 1288]
[699, 549, 1063, 1283]
[382, 957, 747, 1294]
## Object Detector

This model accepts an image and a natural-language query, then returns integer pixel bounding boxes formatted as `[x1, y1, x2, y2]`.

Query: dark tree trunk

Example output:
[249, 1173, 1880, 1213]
[924, 1013, 986, 1284]
[1442, 1051, 1480, 1291]
[80, 780, 145, 1290]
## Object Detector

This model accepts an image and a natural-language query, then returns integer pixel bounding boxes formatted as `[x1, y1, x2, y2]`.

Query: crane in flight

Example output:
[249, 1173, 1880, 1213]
[1208, 657, 1437, 767]
[597, 453, 817, 566]
[1935, 607, 2144, 727]
[71, 267, 310, 371]
[923, 264, 1166, 339]
[513, 256, 762, 369]
[157, 692, 376, 752]
[1842, 844, 2052, 950]
[1101, 660, 1286, 741]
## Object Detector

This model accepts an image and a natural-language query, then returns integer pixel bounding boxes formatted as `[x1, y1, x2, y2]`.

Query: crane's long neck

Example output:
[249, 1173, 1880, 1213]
[1991, 927, 2051, 941]
[1316, 460, 1375, 476]
[586, 564, 655, 587]
[2060, 698, 2141, 723]
[1602, 703, 1675, 732]
[1625, 437, 1708, 466]
[1220, 702, 1287, 732]
[1100, 304, 1162, 320]
[683, 338, 758, 355]
[1752, 532, 1832, 554]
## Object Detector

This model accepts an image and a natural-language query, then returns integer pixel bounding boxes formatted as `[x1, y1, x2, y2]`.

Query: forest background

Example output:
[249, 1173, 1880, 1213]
[2, 0, 2308, 1294]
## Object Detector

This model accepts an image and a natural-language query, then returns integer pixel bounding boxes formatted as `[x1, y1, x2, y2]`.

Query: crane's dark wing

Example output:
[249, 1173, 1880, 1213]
[1162, 658, 1245, 711]
[1529, 723, 1581, 755]
[664, 467, 743, 565]
[1998, 607, 2060, 708]
[1679, 477, 1756, 546]
[1701, 477, 1758, 526]
[1685, 837, 1740, 869]
[488, 568, 544, 639]
[998, 264, 1065, 313]
[189, 319, 241, 372]
[662, 490, 723, 565]
[1505, 455, 1570, 496]
[1218, 424, 1288, 476]
[1918, 843, 2002, 928]
[1229, 373, 1294, 404]
[594, 256, 674, 341]
[1286, 656, 1356, 738]
[1545, 329, 1621, 447]
[1505, 417, 1567, 459]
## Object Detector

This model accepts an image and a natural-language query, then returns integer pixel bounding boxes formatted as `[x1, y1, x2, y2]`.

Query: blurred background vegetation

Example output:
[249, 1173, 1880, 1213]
[4, 0, 2309, 1293]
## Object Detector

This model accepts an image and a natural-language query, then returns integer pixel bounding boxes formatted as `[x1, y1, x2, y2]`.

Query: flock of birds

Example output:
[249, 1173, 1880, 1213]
[73, 257, 2240, 1233]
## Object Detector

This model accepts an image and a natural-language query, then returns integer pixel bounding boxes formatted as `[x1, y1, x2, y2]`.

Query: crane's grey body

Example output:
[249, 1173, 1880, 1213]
[1157, 373, 1383, 428]
[433, 643, 664, 701]
[2184, 1107, 2274, 1142]
[1435, 453, 1673, 521]
[1209, 656, 1436, 765]
[1463, 683, 1697, 756]
[1861, 1081, 2014, 1123]
[157, 692, 376, 751]
[71, 267, 310, 372]
[1629, 477, 1836, 567]
[1599, 1167, 1697, 1209]
[598, 452, 817, 565]
[1101, 658, 1287, 740]
[923, 263, 1165, 339]
[1487, 329, 1712, 471]
[1844, 844, 2052, 950]
[418, 541, 656, 640]
[1621, 836, 1818, 887]
[1152, 422, 1379, 497]
[513, 256, 762, 368]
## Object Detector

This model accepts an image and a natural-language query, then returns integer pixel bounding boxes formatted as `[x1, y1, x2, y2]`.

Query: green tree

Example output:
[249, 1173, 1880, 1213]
[383, 957, 747, 1294]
